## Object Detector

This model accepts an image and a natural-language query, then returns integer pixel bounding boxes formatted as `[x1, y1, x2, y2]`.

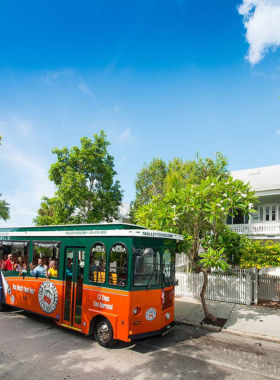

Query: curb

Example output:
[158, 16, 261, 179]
[175, 319, 222, 332]
[221, 328, 280, 344]
[176, 320, 280, 344]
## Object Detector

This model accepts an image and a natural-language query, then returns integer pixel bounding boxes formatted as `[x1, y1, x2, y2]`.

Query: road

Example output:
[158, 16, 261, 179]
[1, 309, 280, 380]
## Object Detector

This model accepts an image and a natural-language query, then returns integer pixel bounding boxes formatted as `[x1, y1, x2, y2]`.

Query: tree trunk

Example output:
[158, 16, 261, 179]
[184, 249, 217, 322]
[200, 268, 217, 322]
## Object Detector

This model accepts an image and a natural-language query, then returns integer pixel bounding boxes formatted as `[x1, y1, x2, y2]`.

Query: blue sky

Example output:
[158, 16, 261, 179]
[1, 0, 280, 226]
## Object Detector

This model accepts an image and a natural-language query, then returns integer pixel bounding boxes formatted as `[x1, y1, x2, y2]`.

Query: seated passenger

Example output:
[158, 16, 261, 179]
[17, 250, 23, 257]
[66, 258, 72, 277]
[2, 254, 15, 271]
[0, 254, 8, 269]
[98, 259, 105, 272]
[47, 260, 58, 278]
[33, 256, 39, 266]
[15, 257, 24, 272]
[30, 258, 47, 276]
[12, 253, 18, 268]
[43, 257, 49, 268]
[20, 263, 28, 275]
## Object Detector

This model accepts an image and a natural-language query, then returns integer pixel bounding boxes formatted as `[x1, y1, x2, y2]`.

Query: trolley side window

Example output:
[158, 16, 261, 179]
[109, 243, 127, 287]
[31, 241, 60, 278]
[134, 247, 161, 286]
[89, 243, 107, 284]
[162, 249, 175, 284]
[0, 240, 30, 273]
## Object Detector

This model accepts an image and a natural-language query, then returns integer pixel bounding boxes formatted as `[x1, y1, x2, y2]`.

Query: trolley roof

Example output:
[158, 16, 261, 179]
[0, 223, 183, 241]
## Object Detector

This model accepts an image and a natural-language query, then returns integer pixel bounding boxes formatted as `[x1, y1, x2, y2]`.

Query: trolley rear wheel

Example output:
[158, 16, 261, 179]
[94, 317, 117, 348]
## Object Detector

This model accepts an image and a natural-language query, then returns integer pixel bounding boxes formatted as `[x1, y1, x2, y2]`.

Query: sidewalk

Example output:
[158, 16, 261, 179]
[175, 296, 280, 343]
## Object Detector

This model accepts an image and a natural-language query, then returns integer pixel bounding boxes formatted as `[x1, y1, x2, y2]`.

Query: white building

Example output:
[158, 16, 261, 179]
[227, 164, 280, 242]
[113, 202, 131, 224]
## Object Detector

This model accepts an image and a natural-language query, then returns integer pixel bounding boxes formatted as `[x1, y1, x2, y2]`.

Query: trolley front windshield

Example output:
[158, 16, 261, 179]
[133, 240, 176, 287]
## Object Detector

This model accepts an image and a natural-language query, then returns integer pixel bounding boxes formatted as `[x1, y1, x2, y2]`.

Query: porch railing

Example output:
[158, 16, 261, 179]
[228, 222, 280, 235]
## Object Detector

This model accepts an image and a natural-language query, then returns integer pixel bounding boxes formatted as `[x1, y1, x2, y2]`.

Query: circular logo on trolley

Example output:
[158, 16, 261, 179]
[7, 286, 12, 295]
[38, 281, 58, 314]
[145, 308, 157, 321]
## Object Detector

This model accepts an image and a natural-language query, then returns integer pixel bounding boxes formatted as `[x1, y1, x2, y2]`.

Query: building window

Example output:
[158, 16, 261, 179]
[259, 207, 263, 222]
[226, 215, 232, 225]
[272, 206, 276, 221]
[233, 210, 247, 224]
[266, 206, 270, 221]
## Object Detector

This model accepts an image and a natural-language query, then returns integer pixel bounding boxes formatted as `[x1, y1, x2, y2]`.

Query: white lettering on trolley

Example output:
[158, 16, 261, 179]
[13, 284, 35, 294]
[93, 294, 113, 311]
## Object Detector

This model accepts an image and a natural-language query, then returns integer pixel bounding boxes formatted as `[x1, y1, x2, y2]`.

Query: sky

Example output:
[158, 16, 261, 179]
[0, 0, 280, 227]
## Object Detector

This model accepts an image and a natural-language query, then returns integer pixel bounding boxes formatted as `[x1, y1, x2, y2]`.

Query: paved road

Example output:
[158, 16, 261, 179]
[1, 309, 280, 380]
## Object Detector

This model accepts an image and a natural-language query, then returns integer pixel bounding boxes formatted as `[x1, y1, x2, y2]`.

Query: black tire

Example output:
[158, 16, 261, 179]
[94, 317, 118, 348]
[0, 302, 10, 311]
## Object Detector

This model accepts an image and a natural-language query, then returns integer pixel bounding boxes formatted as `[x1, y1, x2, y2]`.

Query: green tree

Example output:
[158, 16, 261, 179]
[34, 131, 123, 225]
[130, 152, 229, 222]
[130, 158, 168, 222]
[210, 228, 250, 266]
[33, 196, 69, 225]
[0, 194, 10, 221]
[136, 175, 257, 320]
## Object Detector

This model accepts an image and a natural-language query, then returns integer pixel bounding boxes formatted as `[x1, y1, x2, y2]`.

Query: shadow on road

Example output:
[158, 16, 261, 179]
[0, 309, 231, 380]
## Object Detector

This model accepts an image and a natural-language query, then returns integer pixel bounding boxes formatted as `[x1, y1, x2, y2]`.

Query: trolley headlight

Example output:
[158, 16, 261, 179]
[132, 307, 141, 316]
[166, 312, 170, 320]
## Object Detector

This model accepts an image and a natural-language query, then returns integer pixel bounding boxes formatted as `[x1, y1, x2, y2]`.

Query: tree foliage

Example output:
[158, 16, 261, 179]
[130, 158, 167, 222]
[136, 174, 257, 320]
[240, 240, 280, 269]
[210, 228, 249, 266]
[0, 193, 10, 221]
[136, 175, 257, 261]
[34, 131, 123, 225]
[130, 152, 229, 222]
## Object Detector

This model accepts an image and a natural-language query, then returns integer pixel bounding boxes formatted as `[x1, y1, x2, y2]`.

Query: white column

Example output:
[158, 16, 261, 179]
[254, 267, 258, 305]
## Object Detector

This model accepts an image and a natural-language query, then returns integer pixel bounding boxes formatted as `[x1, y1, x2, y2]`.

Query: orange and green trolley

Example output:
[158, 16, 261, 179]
[0, 223, 182, 347]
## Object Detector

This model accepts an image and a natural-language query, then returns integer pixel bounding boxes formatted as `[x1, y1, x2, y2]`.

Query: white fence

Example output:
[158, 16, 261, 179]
[258, 275, 280, 301]
[176, 273, 252, 305]
[260, 267, 280, 276]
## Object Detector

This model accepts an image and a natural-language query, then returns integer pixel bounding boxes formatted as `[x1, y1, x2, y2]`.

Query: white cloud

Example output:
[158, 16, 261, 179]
[0, 116, 35, 143]
[238, 0, 280, 65]
[0, 145, 55, 227]
[116, 128, 135, 148]
[78, 81, 92, 96]
[114, 105, 120, 114]
[0, 118, 55, 227]
[276, 129, 280, 134]
[40, 70, 72, 84]
[78, 82, 101, 109]
[119, 156, 126, 165]
[15, 120, 32, 136]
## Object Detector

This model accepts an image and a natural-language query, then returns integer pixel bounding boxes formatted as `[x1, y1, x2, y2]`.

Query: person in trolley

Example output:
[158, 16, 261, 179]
[30, 258, 47, 276]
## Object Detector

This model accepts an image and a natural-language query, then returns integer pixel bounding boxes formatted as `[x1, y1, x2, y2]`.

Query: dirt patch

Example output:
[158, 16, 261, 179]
[252, 299, 280, 310]
[201, 317, 228, 328]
